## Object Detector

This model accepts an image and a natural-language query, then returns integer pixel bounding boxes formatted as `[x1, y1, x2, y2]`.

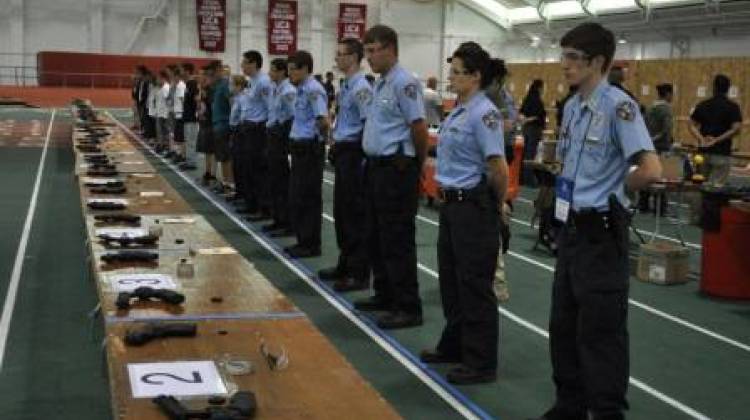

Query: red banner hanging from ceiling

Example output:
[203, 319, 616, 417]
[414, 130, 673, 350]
[196, 0, 226, 52]
[268, 0, 298, 55]
[338, 3, 367, 41]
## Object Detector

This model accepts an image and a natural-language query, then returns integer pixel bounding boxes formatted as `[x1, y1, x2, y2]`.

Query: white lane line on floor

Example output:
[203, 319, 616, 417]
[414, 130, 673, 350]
[319, 211, 710, 420]
[110, 115, 489, 420]
[513, 195, 700, 250]
[322, 176, 750, 355]
[0, 109, 56, 370]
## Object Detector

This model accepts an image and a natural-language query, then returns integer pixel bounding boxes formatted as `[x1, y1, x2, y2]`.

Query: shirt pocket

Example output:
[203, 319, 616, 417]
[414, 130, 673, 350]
[582, 124, 608, 176]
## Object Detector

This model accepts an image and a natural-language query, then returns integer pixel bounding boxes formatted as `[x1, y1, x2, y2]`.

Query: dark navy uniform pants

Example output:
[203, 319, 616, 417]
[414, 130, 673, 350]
[437, 187, 500, 372]
[332, 141, 368, 280]
[551, 211, 630, 418]
[289, 141, 324, 250]
[364, 157, 421, 315]
[267, 121, 292, 227]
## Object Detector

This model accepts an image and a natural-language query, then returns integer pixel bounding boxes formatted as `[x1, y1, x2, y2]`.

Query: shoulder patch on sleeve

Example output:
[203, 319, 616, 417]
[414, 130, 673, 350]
[481, 109, 501, 130]
[354, 88, 372, 106]
[403, 83, 418, 100]
[616, 101, 635, 121]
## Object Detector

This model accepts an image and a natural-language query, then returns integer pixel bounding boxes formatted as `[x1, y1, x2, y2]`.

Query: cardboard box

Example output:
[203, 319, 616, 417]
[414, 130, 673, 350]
[637, 241, 690, 285]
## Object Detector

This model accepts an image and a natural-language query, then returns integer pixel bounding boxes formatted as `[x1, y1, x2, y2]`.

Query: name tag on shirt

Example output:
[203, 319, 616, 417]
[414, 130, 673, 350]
[555, 177, 575, 222]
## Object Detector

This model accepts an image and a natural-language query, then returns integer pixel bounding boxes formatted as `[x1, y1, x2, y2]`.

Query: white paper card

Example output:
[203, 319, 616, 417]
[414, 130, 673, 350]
[696, 86, 706, 98]
[79, 163, 91, 169]
[109, 273, 176, 292]
[82, 177, 120, 185]
[122, 161, 145, 165]
[87, 198, 129, 205]
[641, 85, 650, 96]
[131, 173, 155, 178]
[649, 265, 666, 283]
[163, 217, 196, 224]
[197, 247, 238, 255]
[554, 198, 570, 223]
[96, 227, 148, 238]
[729, 86, 739, 98]
[140, 191, 165, 197]
[128, 361, 227, 398]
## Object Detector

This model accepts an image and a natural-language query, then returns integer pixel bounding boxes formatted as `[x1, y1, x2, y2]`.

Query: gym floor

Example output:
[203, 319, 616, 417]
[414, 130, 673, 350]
[0, 107, 747, 420]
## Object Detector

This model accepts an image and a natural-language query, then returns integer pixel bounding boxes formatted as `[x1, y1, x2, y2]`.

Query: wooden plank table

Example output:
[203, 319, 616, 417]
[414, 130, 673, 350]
[105, 319, 401, 420]
[93, 252, 298, 321]
[84, 214, 230, 253]
[79, 173, 192, 215]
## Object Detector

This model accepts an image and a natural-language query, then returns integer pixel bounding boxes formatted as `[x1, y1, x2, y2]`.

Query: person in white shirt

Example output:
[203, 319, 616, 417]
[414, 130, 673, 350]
[172, 67, 187, 163]
[155, 70, 171, 153]
[145, 72, 158, 143]
[423, 76, 443, 128]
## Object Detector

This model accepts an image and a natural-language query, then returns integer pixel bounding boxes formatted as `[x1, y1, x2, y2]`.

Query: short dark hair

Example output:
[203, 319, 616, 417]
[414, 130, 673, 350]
[181, 62, 195, 74]
[340, 38, 364, 63]
[449, 42, 496, 89]
[135, 65, 148, 75]
[158, 70, 169, 80]
[560, 22, 615, 74]
[713, 74, 730, 96]
[242, 50, 263, 69]
[288, 50, 314, 73]
[530, 79, 544, 94]
[656, 83, 673, 98]
[203, 60, 222, 73]
[364, 25, 398, 55]
[270, 58, 288, 76]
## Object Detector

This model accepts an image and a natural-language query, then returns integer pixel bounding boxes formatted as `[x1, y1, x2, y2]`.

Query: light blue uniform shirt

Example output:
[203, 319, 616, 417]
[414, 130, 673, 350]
[229, 88, 251, 128]
[332, 72, 372, 142]
[557, 80, 654, 211]
[241, 72, 272, 123]
[363, 64, 425, 157]
[436, 91, 504, 189]
[267, 78, 296, 127]
[290, 76, 328, 141]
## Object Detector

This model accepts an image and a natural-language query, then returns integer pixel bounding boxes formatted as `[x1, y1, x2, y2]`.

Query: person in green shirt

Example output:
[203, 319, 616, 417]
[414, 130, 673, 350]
[639, 83, 674, 214]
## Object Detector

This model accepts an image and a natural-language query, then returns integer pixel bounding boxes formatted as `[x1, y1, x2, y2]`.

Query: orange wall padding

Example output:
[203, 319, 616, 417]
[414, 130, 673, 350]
[0, 86, 132, 108]
[37, 51, 215, 88]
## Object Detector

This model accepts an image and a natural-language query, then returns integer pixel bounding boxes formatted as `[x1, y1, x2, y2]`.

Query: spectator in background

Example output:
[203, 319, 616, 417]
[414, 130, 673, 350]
[196, 64, 216, 185]
[131, 66, 143, 130]
[171, 66, 187, 164]
[136, 66, 150, 134]
[144, 71, 158, 143]
[555, 84, 578, 132]
[689, 74, 743, 186]
[210, 61, 235, 194]
[179, 62, 199, 171]
[155, 69, 171, 153]
[640, 83, 674, 214]
[519, 79, 547, 186]
[423, 76, 443, 128]
[324, 71, 337, 111]
[608, 65, 637, 101]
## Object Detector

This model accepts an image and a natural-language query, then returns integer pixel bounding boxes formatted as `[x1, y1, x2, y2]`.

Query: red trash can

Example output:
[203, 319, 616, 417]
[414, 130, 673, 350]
[701, 206, 750, 299]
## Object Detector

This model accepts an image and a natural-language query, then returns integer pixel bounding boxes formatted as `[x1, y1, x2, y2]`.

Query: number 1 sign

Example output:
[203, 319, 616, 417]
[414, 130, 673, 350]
[128, 361, 227, 398]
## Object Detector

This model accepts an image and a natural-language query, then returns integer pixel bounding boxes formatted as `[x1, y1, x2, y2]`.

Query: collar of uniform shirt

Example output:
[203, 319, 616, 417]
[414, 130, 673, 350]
[344, 71, 364, 90]
[380, 63, 402, 86]
[455, 90, 485, 114]
[577, 78, 609, 113]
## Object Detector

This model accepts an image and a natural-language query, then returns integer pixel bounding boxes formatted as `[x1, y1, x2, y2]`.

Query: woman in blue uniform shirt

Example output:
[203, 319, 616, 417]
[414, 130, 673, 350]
[420, 42, 508, 385]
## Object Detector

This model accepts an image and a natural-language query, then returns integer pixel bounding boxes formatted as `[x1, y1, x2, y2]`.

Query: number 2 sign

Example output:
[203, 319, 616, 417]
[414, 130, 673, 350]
[128, 361, 227, 398]
[109, 274, 177, 293]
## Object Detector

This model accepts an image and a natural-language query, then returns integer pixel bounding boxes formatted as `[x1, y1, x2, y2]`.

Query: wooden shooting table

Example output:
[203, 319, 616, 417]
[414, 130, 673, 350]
[105, 319, 401, 420]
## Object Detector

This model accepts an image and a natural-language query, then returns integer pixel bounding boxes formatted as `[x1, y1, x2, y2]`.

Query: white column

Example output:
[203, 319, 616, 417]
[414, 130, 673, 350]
[9, 0, 24, 68]
[310, 0, 324, 63]
[88, 0, 104, 52]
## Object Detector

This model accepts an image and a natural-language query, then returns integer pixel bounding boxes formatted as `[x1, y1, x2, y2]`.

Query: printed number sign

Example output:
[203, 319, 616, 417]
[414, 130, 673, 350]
[109, 273, 177, 292]
[128, 361, 227, 398]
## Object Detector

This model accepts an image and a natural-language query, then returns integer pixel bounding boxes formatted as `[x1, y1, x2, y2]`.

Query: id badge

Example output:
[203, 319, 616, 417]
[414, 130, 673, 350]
[555, 177, 574, 222]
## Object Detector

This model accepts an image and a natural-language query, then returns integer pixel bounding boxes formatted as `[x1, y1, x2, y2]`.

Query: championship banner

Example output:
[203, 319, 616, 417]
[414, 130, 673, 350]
[196, 0, 226, 52]
[268, 0, 298, 55]
[338, 3, 367, 41]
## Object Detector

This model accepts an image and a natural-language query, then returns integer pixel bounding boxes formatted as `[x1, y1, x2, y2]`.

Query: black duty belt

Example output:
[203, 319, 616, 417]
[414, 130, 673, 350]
[332, 140, 362, 151]
[366, 154, 416, 167]
[567, 209, 612, 230]
[240, 121, 267, 129]
[289, 140, 321, 154]
[439, 185, 488, 203]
